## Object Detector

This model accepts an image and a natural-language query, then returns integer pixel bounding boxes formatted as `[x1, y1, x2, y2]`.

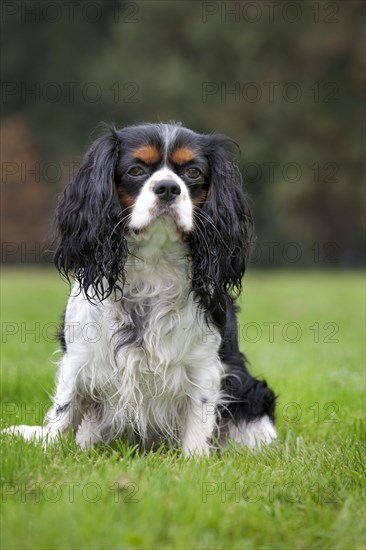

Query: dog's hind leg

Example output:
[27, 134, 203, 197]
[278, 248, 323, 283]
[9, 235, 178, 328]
[217, 298, 277, 450]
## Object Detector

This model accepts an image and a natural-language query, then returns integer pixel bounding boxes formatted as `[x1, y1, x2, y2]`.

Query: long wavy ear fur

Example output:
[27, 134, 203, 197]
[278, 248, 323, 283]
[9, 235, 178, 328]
[190, 135, 253, 314]
[54, 129, 128, 302]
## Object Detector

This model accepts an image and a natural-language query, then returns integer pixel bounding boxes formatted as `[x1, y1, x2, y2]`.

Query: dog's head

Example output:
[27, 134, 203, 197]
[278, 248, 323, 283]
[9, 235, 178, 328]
[55, 123, 253, 309]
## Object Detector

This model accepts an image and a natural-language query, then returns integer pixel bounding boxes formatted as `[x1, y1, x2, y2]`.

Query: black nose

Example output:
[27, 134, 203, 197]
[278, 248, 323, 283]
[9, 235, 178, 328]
[153, 180, 181, 201]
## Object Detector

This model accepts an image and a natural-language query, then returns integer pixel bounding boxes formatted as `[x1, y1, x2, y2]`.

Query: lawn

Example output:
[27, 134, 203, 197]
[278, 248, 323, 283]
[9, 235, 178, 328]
[1, 268, 365, 550]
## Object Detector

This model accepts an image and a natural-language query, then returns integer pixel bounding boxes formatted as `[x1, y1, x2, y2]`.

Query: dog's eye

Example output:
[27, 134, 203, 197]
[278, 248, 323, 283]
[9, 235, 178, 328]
[128, 166, 145, 177]
[184, 168, 201, 179]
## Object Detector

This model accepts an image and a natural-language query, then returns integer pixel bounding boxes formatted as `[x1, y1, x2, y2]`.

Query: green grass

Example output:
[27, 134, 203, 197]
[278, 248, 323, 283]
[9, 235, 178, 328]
[1, 268, 365, 550]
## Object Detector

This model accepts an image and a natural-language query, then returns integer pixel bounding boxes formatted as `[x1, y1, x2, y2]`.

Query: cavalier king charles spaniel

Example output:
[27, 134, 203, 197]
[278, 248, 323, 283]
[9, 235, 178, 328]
[8, 122, 277, 455]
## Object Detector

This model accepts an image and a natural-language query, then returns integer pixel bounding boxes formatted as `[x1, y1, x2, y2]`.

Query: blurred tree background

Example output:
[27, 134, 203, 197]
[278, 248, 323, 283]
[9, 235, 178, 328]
[1, 0, 364, 267]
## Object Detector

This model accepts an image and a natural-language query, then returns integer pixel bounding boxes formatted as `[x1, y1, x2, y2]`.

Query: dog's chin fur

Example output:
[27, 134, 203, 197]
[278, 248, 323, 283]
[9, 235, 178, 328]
[127, 214, 189, 243]
[4, 123, 277, 455]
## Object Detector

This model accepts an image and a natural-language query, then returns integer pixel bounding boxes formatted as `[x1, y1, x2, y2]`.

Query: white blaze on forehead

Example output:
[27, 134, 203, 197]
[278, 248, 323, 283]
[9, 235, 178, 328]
[162, 124, 179, 161]
[149, 167, 182, 186]
[129, 167, 193, 232]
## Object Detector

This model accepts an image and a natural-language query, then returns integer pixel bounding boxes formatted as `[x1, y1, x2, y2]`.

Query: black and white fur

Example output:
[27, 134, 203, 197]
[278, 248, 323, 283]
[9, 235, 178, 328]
[8, 123, 276, 455]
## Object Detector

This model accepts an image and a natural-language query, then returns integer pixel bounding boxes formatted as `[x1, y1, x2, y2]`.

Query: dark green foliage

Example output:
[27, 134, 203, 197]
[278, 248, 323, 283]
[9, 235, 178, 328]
[1, 1, 364, 266]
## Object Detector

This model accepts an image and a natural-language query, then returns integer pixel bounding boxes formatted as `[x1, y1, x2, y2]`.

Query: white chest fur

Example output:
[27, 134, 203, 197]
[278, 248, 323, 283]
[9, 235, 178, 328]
[61, 218, 223, 448]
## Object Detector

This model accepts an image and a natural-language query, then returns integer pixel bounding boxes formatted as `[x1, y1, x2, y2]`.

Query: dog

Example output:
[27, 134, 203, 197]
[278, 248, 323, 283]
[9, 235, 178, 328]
[7, 122, 277, 455]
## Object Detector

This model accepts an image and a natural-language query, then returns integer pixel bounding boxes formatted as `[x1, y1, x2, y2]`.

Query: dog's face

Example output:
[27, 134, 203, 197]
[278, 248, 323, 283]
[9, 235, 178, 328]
[115, 125, 211, 234]
[55, 122, 252, 308]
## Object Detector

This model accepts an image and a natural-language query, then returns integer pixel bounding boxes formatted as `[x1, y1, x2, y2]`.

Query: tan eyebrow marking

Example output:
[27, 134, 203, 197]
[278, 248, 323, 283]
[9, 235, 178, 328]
[170, 147, 197, 165]
[131, 145, 160, 164]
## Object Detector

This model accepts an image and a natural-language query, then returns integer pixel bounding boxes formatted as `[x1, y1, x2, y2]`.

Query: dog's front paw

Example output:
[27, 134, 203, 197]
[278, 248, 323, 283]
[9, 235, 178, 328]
[182, 444, 210, 457]
[75, 409, 103, 449]
[182, 435, 211, 457]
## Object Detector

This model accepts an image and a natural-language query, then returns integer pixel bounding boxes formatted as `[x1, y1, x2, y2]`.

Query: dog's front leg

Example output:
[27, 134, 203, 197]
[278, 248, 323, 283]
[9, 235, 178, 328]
[3, 355, 83, 445]
[45, 356, 84, 440]
[181, 397, 216, 457]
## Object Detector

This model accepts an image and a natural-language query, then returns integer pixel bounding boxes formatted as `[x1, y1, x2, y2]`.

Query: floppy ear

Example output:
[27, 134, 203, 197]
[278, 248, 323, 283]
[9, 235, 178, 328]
[190, 135, 253, 312]
[54, 129, 128, 302]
